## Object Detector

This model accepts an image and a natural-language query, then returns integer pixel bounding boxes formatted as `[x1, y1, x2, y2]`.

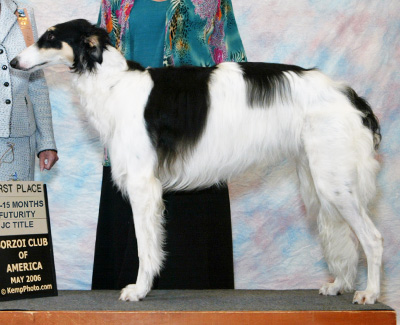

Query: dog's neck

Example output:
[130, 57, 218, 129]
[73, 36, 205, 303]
[73, 45, 151, 146]
[72, 45, 127, 143]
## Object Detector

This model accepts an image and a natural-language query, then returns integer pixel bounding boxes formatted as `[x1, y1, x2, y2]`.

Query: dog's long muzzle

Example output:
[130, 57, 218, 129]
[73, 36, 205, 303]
[9, 44, 51, 72]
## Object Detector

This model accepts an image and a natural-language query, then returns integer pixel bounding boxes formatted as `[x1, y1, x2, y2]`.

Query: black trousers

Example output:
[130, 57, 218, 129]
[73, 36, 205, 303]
[92, 166, 234, 289]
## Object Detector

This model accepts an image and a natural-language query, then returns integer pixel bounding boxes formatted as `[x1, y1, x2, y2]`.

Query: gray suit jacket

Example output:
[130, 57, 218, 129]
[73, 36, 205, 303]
[0, 0, 56, 154]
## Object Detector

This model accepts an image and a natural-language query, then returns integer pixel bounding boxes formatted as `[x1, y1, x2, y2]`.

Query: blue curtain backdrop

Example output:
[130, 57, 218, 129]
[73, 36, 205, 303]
[30, 0, 399, 319]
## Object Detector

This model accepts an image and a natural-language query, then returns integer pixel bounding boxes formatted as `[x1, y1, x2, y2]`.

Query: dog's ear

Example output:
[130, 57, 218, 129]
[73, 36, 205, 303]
[83, 34, 103, 64]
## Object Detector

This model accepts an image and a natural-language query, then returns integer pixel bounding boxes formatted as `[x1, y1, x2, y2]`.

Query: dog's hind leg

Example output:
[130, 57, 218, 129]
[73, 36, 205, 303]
[296, 153, 359, 296]
[303, 120, 382, 303]
[119, 174, 165, 301]
[318, 193, 382, 304]
[312, 173, 382, 303]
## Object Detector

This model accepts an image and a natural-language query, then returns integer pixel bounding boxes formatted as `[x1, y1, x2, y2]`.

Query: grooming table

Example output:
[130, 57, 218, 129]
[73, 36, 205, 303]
[0, 290, 395, 324]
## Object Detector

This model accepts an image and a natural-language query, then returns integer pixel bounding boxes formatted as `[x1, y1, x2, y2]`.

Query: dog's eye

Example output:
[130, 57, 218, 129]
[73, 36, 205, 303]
[47, 33, 55, 41]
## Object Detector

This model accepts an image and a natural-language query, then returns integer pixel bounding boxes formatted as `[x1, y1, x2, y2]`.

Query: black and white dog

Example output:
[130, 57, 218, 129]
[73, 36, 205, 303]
[12, 19, 383, 304]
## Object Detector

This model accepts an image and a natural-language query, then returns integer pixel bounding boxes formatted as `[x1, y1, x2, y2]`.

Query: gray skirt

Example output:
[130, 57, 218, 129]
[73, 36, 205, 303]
[0, 134, 35, 181]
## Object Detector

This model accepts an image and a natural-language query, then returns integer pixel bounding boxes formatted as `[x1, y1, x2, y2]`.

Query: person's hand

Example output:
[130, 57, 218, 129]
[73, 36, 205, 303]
[38, 150, 59, 171]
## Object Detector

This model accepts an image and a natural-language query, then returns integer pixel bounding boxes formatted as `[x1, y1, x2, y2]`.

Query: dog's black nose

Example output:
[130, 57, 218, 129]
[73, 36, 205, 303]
[10, 57, 19, 69]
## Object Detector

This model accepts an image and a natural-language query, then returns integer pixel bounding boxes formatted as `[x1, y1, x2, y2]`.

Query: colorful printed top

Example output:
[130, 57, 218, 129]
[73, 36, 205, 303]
[98, 0, 247, 166]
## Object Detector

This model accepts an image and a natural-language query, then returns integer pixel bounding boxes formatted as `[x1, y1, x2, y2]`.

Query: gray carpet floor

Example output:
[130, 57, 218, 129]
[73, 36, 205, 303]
[0, 290, 393, 311]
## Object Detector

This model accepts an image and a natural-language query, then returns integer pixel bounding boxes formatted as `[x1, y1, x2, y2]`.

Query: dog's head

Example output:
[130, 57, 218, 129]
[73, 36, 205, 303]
[11, 19, 110, 74]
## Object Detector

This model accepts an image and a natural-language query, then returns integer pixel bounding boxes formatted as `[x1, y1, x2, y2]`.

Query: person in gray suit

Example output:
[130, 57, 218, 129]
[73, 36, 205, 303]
[0, 0, 58, 181]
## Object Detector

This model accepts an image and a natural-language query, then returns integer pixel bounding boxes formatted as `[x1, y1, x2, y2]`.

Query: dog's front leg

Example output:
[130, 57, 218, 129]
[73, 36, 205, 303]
[119, 175, 165, 301]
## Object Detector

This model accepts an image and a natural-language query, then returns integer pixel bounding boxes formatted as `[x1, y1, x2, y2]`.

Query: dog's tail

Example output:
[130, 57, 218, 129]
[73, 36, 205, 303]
[343, 87, 381, 150]
[340, 86, 381, 208]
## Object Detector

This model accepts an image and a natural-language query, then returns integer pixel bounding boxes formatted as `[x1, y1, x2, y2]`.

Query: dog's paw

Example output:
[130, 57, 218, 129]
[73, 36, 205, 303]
[352, 290, 379, 304]
[319, 282, 343, 296]
[119, 284, 147, 302]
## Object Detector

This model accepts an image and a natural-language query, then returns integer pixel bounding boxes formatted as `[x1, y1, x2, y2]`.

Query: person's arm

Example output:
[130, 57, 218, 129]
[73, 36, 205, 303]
[214, 0, 247, 63]
[28, 8, 58, 169]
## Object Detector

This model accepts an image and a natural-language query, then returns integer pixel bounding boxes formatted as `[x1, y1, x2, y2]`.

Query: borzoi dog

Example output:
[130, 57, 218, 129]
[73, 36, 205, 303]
[12, 19, 382, 304]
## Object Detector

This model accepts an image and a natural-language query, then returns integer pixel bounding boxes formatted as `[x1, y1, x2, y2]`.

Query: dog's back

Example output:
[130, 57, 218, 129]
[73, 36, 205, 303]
[154, 62, 379, 192]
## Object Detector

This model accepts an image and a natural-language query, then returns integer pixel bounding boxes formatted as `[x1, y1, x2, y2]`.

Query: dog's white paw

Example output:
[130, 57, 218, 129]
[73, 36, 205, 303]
[352, 290, 379, 304]
[119, 284, 147, 302]
[319, 282, 343, 296]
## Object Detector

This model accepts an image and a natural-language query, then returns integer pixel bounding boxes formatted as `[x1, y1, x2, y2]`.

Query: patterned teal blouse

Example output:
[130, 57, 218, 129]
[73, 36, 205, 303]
[98, 0, 247, 165]
[129, 0, 169, 68]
